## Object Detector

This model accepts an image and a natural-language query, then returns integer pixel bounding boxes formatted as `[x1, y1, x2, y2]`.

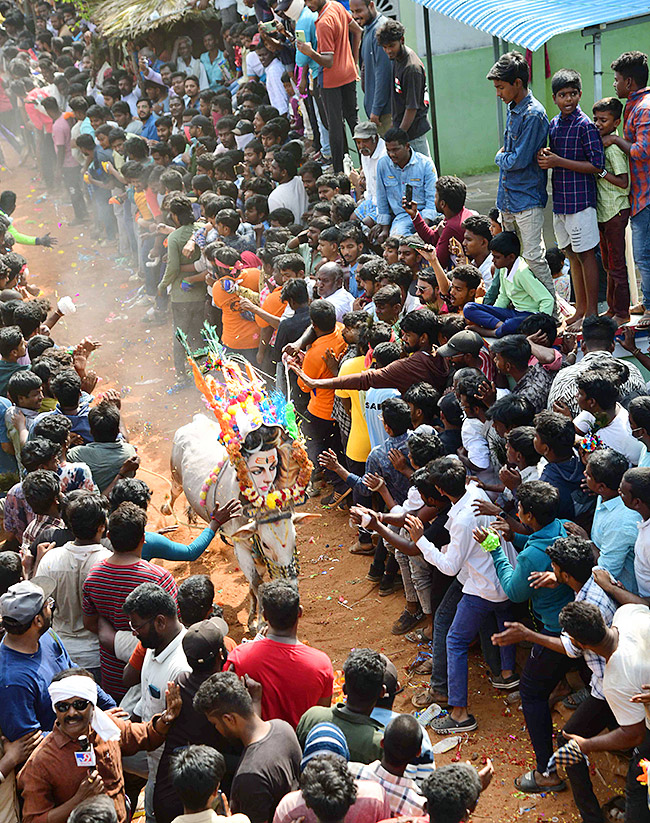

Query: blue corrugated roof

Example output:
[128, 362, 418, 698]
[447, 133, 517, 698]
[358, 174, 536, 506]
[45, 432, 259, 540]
[417, 0, 650, 51]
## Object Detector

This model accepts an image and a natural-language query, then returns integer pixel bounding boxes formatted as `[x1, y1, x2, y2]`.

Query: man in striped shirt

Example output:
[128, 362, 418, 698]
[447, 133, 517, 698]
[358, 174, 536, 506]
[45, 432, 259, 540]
[608, 51, 650, 327]
[82, 502, 178, 700]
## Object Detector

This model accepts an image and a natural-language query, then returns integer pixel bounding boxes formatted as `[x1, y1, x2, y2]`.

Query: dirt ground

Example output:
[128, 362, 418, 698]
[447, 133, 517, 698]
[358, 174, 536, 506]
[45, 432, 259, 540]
[9, 160, 628, 823]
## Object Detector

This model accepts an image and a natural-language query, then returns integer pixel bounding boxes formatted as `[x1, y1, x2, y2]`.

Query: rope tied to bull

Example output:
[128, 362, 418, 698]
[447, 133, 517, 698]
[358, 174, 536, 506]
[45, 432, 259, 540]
[251, 533, 300, 580]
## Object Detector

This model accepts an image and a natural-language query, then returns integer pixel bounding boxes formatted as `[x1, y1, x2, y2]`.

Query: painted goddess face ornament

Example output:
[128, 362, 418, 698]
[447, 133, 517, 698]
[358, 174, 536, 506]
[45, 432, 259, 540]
[246, 448, 279, 496]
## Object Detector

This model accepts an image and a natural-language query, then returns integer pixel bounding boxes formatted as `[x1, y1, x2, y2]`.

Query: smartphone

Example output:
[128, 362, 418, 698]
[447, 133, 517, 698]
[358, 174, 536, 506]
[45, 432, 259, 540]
[406, 238, 427, 250]
[261, 19, 277, 32]
[404, 184, 413, 202]
[295, 29, 306, 42]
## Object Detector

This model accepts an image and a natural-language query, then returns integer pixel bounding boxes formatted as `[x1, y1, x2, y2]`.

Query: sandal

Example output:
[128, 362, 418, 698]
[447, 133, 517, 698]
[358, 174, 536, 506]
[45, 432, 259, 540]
[408, 655, 433, 675]
[431, 714, 478, 734]
[514, 771, 567, 794]
[562, 687, 589, 709]
[391, 608, 424, 635]
[405, 628, 433, 644]
[636, 311, 650, 329]
[411, 687, 448, 709]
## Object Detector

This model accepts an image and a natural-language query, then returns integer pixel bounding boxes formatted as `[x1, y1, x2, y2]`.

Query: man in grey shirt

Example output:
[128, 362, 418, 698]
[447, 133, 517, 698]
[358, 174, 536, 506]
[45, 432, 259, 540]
[67, 400, 137, 493]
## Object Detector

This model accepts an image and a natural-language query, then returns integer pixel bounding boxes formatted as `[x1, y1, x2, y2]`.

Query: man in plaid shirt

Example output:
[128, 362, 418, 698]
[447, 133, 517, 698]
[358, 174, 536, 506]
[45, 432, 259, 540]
[608, 51, 650, 328]
[538, 69, 605, 331]
[491, 535, 617, 816]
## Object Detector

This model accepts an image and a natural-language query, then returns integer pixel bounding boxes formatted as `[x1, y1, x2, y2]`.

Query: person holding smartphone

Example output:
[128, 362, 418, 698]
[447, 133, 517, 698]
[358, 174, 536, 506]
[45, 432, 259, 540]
[402, 175, 475, 270]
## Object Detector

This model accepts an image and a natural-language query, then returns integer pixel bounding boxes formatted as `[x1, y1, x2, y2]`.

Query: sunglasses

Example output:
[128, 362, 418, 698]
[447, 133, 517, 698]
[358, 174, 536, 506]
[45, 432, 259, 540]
[55, 698, 91, 713]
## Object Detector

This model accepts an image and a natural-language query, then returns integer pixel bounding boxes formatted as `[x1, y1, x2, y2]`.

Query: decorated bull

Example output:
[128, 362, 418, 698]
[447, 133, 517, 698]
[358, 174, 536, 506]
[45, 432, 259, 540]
[163, 329, 314, 630]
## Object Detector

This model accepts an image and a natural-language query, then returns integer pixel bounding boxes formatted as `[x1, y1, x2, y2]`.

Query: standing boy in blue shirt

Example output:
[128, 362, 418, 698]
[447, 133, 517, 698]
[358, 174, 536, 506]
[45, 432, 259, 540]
[487, 51, 555, 301]
[538, 69, 605, 329]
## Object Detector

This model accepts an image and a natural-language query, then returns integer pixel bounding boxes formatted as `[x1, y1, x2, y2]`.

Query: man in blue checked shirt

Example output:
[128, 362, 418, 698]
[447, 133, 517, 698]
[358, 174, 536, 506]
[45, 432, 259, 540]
[372, 127, 437, 241]
[538, 69, 605, 329]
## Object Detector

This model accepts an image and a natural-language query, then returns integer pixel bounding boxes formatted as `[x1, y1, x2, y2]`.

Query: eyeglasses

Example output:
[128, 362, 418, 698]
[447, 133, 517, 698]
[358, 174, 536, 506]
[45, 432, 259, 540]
[129, 616, 154, 634]
[54, 698, 91, 713]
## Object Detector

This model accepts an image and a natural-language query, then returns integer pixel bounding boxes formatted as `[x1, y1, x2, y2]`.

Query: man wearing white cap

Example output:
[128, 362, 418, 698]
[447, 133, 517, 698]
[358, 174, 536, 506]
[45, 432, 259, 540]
[17, 668, 181, 823]
[0, 579, 116, 744]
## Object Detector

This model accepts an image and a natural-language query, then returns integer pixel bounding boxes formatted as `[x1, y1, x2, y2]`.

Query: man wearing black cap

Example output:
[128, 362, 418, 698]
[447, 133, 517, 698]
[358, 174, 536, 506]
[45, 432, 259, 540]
[153, 619, 243, 823]
[233, 120, 255, 150]
[437, 330, 495, 384]
[0, 579, 116, 743]
[189, 115, 215, 141]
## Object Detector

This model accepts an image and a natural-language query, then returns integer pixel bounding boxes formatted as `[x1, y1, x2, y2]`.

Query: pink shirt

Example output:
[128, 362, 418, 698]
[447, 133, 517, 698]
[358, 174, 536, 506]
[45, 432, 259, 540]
[273, 780, 391, 823]
[51, 114, 76, 167]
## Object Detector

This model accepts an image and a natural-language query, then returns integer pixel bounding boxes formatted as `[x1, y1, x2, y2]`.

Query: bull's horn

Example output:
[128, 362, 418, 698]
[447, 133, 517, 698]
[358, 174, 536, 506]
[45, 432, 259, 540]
[292, 512, 322, 523]
[233, 520, 257, 537]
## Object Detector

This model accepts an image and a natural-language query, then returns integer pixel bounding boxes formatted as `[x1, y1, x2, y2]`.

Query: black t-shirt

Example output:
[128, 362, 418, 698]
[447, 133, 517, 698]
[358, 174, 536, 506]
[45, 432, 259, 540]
[153, 670, 243, 823]
[392, 46, 430, 140]
[230, 719, 301, 823]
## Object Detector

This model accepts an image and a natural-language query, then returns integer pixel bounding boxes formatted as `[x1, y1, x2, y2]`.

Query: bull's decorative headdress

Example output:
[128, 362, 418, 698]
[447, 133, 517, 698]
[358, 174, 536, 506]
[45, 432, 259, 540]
[177, 325, 312, 510]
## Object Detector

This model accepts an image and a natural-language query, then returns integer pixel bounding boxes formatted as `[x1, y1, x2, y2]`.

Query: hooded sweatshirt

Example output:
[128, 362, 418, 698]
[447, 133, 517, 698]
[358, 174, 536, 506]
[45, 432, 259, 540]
[490, 518, 574, 633]
[540, 454, 584, 520]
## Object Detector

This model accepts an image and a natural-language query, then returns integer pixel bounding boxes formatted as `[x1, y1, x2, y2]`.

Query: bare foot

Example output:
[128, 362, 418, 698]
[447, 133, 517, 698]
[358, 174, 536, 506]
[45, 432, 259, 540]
[631, 302, 645, 315]
[566, 316, 584, 332]
[600, 308, 615, 318]
[613, 315, 631, 327]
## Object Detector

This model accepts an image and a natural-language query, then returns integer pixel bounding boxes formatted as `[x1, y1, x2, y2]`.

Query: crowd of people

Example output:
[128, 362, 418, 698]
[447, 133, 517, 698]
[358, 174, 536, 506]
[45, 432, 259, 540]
[0, 1, 648, 823]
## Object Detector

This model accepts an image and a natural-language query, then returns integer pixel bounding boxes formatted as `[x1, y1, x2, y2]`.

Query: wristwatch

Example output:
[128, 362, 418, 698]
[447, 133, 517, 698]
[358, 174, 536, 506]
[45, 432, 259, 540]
[598, 168, 608, 178]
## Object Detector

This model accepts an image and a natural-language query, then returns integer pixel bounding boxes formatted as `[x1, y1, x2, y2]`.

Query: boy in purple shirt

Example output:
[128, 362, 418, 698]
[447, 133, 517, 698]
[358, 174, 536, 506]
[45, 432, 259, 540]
[537, 69, 605, 330]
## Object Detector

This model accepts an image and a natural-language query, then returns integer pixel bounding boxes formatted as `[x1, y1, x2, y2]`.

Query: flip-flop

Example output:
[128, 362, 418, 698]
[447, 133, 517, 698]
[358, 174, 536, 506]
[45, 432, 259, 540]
[431, 713, 477, 734]
[514, 771, 567, 794]
[636, 313, 650, 329]
[405, 628, 433, 644]
[562, 687, 589, 709]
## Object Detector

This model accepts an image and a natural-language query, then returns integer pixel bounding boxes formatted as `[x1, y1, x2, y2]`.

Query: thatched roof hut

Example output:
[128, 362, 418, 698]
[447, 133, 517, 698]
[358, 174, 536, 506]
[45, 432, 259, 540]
[90, 0, 217, 40]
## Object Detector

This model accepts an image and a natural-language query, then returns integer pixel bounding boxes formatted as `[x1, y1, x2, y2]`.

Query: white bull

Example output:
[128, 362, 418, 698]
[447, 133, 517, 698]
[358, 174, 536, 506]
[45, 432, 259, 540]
[162, 414, 313, 630]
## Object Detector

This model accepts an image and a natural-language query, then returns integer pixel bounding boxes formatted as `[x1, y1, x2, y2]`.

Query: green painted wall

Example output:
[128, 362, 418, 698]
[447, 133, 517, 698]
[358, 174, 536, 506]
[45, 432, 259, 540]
[396, 6, 650, 177]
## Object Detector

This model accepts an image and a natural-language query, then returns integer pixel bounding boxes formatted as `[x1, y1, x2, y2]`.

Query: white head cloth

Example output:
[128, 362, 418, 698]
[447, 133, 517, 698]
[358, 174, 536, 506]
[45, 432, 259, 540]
[48, 675, 121, 742]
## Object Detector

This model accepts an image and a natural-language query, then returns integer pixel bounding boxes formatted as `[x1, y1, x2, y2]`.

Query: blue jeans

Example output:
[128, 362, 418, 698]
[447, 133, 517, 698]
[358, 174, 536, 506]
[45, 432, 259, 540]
[447, 593, 515, 708]
[431, 580, 504, 695]
[463, 303, 532, 337]
[631, 205, 650, 307]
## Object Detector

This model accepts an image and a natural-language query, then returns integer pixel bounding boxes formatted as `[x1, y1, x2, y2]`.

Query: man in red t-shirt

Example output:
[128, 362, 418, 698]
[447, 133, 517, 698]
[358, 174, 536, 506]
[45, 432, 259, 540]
[295, 0, 362, 173]
[225, 580, 334, 727]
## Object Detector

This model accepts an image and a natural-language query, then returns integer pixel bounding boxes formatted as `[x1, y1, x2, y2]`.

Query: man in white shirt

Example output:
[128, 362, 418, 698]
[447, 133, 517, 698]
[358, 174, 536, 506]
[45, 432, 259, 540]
[558, 601, 650, 822]
[314, 263, 354, 321]
[573, 366, 643, 466]
[118, 75, 142, 117]
[354, 121, 386, 205]
[36, 492, 111, 674]
[619, 467, 650, 598]
[268, 151, 308, 223]
[124, 582, 190, 823]
[462, 215, 494, 290]
[406, 457, 516, 735]
[174, 37, 209, 90]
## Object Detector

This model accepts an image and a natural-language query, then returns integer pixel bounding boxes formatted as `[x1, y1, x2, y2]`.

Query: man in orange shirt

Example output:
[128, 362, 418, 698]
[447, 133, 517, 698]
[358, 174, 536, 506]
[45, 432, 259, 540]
[207, 244, 261, 364]
[297, 299, 347, 482]
[296, 0, 362, 174]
